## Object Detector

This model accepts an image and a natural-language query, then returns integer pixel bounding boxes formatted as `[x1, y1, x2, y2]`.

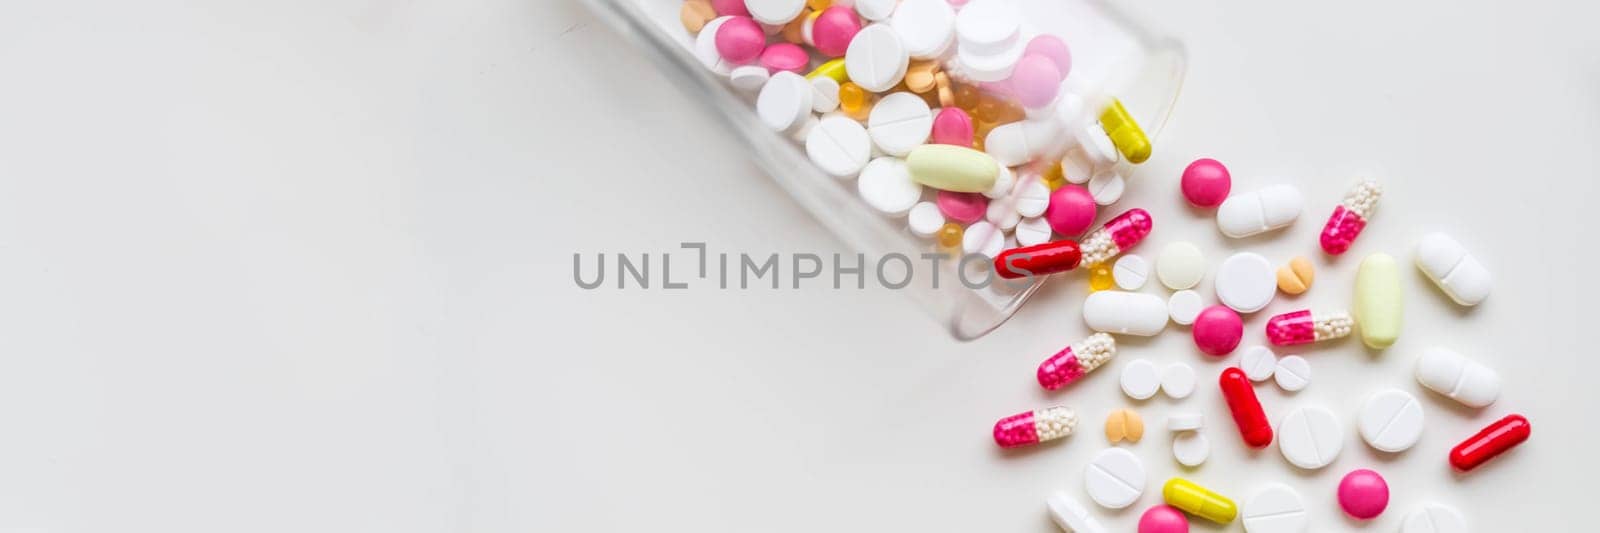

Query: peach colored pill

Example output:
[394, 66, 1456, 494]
[1276, 257, 1315, 295]
[681, 0, 718, 33]
[1105, 408, 1145, 444]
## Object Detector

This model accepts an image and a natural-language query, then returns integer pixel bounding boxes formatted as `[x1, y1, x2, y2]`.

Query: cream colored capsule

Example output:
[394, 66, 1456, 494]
[906, 144, 999, 193]
[1354, 253, 1403, 349]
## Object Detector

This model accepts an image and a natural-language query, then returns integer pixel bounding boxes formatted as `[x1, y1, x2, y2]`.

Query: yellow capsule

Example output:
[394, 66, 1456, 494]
[807, 58, 849, 82]
[1088, 263, 1115, 291]
[1162, 478, 1237, 524]
[1040, 160, 1066, 190]
[1098, 98, 1152, 164]
[936, 223, 964, 249]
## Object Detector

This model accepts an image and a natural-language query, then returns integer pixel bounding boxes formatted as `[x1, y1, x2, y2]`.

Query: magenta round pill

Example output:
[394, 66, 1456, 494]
[1338, 469, 1389, 520]
[937, 191, 988, 224]
[760, 43, 809, 73]
[710, 0, 749, 16]
[930, 107, 975, 147]
[1137, 505, 1189, 533]
[1044, 185, 1096, 236]
[1022, 35, 1072, 80]
[1192, 305, 1243, 356]
[1180, 158, 1232, 208]
[811, 6, 861, 58]
[714, 16, 766, 64]
[1010, 54, 1062, 109]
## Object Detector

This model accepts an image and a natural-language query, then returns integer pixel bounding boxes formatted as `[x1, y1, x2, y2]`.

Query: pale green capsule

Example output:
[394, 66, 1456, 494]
[1354, 253, 1403, 349]
[906, 144, 999, 193]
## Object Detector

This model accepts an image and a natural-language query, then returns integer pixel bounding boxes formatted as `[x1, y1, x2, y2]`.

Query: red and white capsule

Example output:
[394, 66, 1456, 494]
[1265, 309, 1354, 346]
[993, 406, 1078, 448]
[1079, 208, 1153, 268]
[1320, 180, 1382, 255]
[1036, 333, 1117, 390]
[1450, 413, 1531, 472]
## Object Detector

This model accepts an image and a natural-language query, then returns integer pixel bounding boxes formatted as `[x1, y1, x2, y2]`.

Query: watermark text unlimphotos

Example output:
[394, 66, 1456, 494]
[573, 241, 1039, 290]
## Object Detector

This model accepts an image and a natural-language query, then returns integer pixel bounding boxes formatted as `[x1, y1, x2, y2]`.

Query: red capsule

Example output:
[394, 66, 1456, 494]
[1449, 414, 1530, 472]
[994, 239, 1082, 279]
[1219, 368, 1272, 448]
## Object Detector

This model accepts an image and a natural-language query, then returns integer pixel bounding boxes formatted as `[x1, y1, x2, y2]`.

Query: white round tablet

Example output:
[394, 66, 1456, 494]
[1076, 124, 1120, 168]
[1015, 216, 1052, 246]
[694, 17, 736, 75]
[1087, 169, 1125, 206]
[844, 24, 909, 93]
[858, 157, 922, 215]
[1084, 448, 1145, 509]
[1014, 179, 1050, 218]
[730, 64, 771, 92]
[983, 163, 1016, 199]
[1241, 484, 1308, 533]
[1358, 389, 1425, 453]
[889, 0, 954, 59]
[1274, 355, 1310, 392]
[1156, 242, 1205, 290]
[757, 71, 813, 132]
[867, 92, 933, 156]
[1172, 431, 1209, 467]
[810, 76, 841, 113]
[1216, 252, 1276, 313]
[985, 195, 1020, 230]
[1238, 345, 1277, 382]
[1061, 150, 1092, 184]
[1401, 503, 1467, 533]
[962, 221, 1004, 258]
[806, 116, 872, 178]
[1167, 290, 1203, 325]
[1120, 359, 1161, 400]
[953, 0, 1020, 53]
[955, 42, 1025, 82]
[1277, 406, 1342, 470]
[746, 0, 805, 25]
[1113, 254, 1150, 291]
[1167, 412, 1204, 432]
[1160, 363, 1196, 399]
[908, 201, 945, 237]
[853, 0, 898, 21]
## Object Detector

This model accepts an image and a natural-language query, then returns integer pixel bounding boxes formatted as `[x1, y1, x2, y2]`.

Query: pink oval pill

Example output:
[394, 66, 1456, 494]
[811, 6, 861, 58]
[937, 191, 988, 224]
[1180, 158, 1231, 208]
[1137, 505, 1189, 533]
[1023, 35, 1072, 79]
[1337, 469, 1389, 520]
[710, 0, 749, 16]
[1043, 185, 1096, 236]
[715, 16, 766, 64]
[931, 108, 975, 147]
[1010, 54, 1062, 109]
[760, 43, 809, 73]
[1192, 305, 1243, 356]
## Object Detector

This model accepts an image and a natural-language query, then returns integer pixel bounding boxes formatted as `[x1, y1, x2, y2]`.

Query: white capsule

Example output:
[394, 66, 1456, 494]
[1415, 232, 1492, 306]
[1085, 291, 1169, 336]
[1216, 185, 1304, 238]
[1415, 347, 1501, 408]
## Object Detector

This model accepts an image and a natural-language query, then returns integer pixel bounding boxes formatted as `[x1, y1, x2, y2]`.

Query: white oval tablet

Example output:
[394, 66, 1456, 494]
[962, 221, 1004, 258]
[858, 157, 922, 215]
[907, 202, 945, 237]
[1358, 389, 1425, 453]
[983, 164, 1016, 199]
[1274, 355, 1310, 392]
[1112, 254, 1150, 291]
[1160, 363, 1196, 399]
[746, 0, 806, 24]
[1277, 406, 1342, 470]
[1046, 492, 1110, 533]
[1238, 346, 1277, 382]
[1120, 359, 1161, 400]
[1242, 484, 1308, 533]
[1014, 179, 1050, 218]
[867, 92, 933, 156]
[757, 71, 813, 132]
[984, 119, 1062, 167]
[1415, 232, 1492, 306]
[694, 17, 736, 75]
[805, 116, 872, 177]
[985, 195, 1021, 230]
[1172, 431, 1209, 467]
[1401, 503, 1467, 533]
[1084, 448, 1145, 509]
[1167, 290, 1203, 325]
[1085, 291, 1169, 336]
[889, 0, 955, 59]
[1216, 252, 1276, 313]
[810, 76, 841, 113]
[853, 0, 898, 21]
[1155, 242, 1204, 290]
[731, 64, 772, 92]
[1168, 412, 1204, 432]
[1216, 185, 1304, 238]
[1087, 169, 1125, 206]
[845, 24, 908, 92]
[1015, 216, 1052, 246]
[1415, 347, 1501, 408]
[1076, 123, 1120, 168]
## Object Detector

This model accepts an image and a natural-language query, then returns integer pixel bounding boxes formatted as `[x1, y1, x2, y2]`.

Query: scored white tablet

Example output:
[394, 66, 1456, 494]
[1084, 448, 1145, 509]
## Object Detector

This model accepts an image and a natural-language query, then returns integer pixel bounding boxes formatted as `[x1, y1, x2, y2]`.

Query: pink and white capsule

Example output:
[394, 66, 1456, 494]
[1037, 332, 1117, 390]
[1266, 309, 1354, 346]
[1079, 208, 1154, 268]
[1320, 180, 1382, 255]
[994, 406, 1078, 448]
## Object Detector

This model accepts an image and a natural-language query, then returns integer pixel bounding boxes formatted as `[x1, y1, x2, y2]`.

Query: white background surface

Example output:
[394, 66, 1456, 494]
[0, 0, 1597, 531]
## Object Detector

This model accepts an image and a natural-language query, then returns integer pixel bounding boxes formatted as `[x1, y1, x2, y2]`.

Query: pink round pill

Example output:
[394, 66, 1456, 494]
[1338, 469, 1389, 520]
[1022, 35, 1072, 80]
[1180, 158, 1231, 208]
[710, 0, 749, 16]
[715, 16, 766, 64]
[1009, 54, 1062, 109]
[937, 191, 988, 224]
[1137, 505, 1189, 533]
[760, 43, 809, 73]
[1192, 305, 1243, 356]
[931, 108, 975, 147]
[811, 6, 861, 58]
[1043, 185, 1096, 236]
